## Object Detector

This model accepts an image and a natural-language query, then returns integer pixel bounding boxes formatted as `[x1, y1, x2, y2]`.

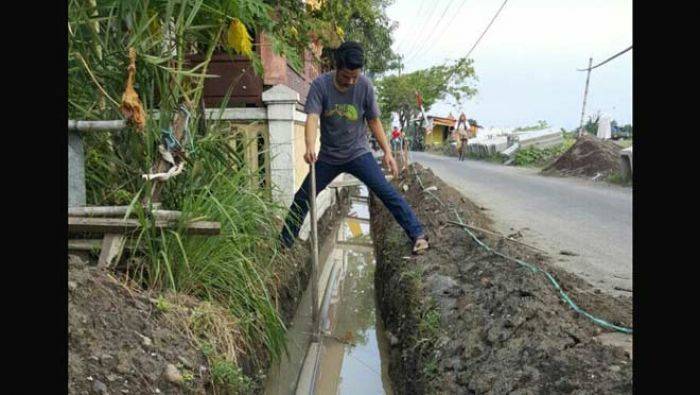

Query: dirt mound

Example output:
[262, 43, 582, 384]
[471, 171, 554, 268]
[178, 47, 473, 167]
[543, 134, 622, 177]
[371, 163, 632, 394]
[68, 258, 211, 395]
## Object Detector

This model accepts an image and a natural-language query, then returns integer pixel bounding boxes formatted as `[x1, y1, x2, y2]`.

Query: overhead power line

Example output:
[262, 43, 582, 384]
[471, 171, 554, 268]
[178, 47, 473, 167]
[442, 0, 510, 84]
[401, 0, 445, 61]
[463, 0, 509, 60]
[577, 45, 632, 71]
[394, 0, 428, 53]
[404, 0, 458, 64]
[405, 0, 470, 66]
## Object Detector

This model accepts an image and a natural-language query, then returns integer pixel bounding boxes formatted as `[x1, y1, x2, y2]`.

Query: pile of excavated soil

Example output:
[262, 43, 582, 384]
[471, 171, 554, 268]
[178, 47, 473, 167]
[371, 163, 632, 394]
[68, 258, 211, 395]
[543, 134, 622, 177]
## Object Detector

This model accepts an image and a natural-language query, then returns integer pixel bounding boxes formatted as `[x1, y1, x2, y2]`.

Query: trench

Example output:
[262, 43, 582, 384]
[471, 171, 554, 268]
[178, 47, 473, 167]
[264, 185, 394, 395]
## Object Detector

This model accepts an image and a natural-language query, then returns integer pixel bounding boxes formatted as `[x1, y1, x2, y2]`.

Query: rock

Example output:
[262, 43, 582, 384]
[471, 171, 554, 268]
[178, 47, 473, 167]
[115, 353, 131, 374]
[92, 379, 108, 394]
[69, 254, 87, 268]
[425, 274, 459, 296]
[612, 346, 627, 360]
[99, 354, 114, 367]
[609, 365, 621, 373]
[106, 374, 119, 382]
[386, 331, 399, 346]
[177, 356, 193, 369]
[480, 277, 492, 288]
[163, 363, 183, 385]
[68, 281, 78, 292]
[138, 333, 153, 348]
[402, 184, 409, 192]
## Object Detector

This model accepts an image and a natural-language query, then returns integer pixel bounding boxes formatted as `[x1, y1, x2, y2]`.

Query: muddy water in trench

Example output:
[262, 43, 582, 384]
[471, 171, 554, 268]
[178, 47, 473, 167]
[265, 186, 393, 395]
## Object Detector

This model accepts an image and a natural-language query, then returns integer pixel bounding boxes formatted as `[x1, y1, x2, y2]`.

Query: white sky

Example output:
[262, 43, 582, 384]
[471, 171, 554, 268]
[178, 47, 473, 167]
[386, 0, 633, 129]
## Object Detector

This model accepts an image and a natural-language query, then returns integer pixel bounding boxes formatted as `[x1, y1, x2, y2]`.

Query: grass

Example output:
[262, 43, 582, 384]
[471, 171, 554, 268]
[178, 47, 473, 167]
[606, 171, 632, 187]
[614, 139, 633, 149]
[210, 359, 254, 394]
[512, 137, 575, 168]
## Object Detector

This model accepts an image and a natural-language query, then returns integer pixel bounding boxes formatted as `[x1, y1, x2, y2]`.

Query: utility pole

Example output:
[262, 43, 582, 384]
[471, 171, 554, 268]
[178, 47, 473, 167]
[578, 57, 593, 137]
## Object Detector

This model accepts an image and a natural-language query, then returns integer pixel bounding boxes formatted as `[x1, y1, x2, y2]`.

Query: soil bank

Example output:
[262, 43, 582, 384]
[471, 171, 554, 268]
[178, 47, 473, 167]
[370, 163, 632, 394]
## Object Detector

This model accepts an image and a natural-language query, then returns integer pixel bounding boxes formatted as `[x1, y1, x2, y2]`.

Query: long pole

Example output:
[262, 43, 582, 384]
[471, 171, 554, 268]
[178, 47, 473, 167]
[578, 57, 593, 137]
[309, 163, 320, 342]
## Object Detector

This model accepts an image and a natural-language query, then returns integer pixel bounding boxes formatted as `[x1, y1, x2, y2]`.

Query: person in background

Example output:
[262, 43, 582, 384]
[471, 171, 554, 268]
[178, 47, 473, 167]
[458, 123, 470, 161]
[391, 126, 401, 154]
[456, 112, 468, 131]
[449, 126, 459, 156]
[400, 129, 409, 171]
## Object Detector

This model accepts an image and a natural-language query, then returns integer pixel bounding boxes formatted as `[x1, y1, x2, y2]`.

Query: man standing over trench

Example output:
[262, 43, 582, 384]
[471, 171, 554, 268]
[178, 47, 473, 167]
[279, 41, 429, 254]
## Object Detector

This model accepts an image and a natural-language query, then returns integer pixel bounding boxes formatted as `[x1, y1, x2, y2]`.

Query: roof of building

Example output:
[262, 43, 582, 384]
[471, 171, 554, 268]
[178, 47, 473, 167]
[427, 115, 456, 127]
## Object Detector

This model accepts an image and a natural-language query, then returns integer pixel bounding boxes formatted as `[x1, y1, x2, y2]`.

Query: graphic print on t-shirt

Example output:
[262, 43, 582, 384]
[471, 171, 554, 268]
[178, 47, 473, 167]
[323, 103, 359, 122]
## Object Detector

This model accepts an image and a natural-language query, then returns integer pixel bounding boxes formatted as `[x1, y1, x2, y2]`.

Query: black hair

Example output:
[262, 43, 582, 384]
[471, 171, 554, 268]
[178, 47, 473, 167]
[335, 41, 364, 70]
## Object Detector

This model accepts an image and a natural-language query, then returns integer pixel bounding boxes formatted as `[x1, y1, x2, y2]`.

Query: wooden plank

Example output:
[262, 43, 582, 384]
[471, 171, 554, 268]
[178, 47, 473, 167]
[68, 204, 163, 217]
[68, 239, 102, 251]
[327, 179, 364, 189]
[68, 217, 221, 235]
[68, 120, 127, 132]
[98, 234, 126, 268]
[68, 205, 180, 220]
[295, 342, 321, 395]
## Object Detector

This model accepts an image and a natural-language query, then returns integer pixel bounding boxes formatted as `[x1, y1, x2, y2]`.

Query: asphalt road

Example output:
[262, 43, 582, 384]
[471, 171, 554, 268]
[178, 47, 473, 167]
[410, 151, 633, 296]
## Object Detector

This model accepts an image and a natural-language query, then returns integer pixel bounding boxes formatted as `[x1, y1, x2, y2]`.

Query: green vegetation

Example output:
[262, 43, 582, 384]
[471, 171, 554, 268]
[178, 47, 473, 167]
[512, 138, 576, 168]
[513, 120, 549, 132]
[375, 59, 478, 133]
[210, 359, 254, 394]
[606, 172, 632, 186]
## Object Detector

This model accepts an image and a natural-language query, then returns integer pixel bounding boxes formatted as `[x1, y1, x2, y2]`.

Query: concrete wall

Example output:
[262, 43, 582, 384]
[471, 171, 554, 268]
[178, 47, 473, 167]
[68, 130, 86, 207]
[620, 147, 633, 180]
[515, 129, 563, 149]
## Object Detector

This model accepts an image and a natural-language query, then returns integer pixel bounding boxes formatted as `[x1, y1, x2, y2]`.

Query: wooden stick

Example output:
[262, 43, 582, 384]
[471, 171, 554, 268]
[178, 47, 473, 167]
[309, 163, 320, 342]
[68, 217, 220, 235]
[98, 234, 126, 268]
[447, 220, 549, 254]
[68, 239, 102, 251]
[69, 207, 181, 221]
[68, 204, 167, 217]
[614, 286, 633, 293]
[68, 120, 127, 131]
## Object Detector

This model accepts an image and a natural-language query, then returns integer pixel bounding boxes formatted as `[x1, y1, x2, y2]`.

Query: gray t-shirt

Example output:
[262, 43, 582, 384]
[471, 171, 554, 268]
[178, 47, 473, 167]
[304, 72, 380, 165]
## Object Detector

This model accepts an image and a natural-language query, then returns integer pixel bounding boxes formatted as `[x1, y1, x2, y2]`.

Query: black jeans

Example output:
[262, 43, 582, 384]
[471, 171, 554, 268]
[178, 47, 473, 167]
[280, 152, 425, 247]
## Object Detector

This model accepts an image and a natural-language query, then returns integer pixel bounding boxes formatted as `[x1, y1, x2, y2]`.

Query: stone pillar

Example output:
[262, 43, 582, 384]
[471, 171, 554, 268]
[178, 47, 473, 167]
[263, 84, 300, 208]
[68, 130, 86, 207]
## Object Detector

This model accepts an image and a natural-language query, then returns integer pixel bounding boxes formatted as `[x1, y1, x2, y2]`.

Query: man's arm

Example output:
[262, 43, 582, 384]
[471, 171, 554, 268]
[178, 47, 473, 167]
[367, 118, 399, 177]
[304, 114, 320, 163]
